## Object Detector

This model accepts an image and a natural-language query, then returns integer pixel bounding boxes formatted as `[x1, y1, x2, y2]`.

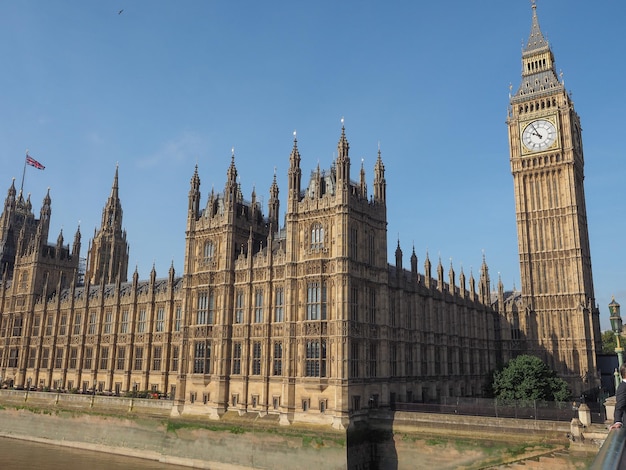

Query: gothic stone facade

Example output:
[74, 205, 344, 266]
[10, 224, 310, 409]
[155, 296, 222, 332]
[0, 127, 500, 428]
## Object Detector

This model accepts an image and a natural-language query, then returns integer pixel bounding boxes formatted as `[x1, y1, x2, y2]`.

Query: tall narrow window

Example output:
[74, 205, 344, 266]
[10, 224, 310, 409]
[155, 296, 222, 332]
[174, 306, 181, 332]
[306, 282, 326, 320]
[83, 347, 93, 369]
[8, 348, 19, 367]
[103, 310, 113, 334]
[311, 223, 324, 250]
[59, 315, 67, 336]
[55, 347, 63, 369]
[390, 343, 397, 377]
[171, 346, 179, 371]
[152, 346, 162, 371]
[69, 347, 78, 369]
[252, 342, 262, 375]
[45, 316, 54, 336]
[368, 342, 377, 377]
[134, 347, 143, 370]
[274, 287, 284, 322]
[350, 342, 359, 378]
[349, 227, 358, 259]
[235, 291, 244, 324]
[208, 291, 215, 324]
[197, 292, 208, 324]
[32, 315, 40, 336]
[204, 241, 214, 261]
[120, 310, 129, 334]
[305, 340, 326, 377]
[100, 347, 109, 369]
[350, 287, 359, 321]
[254, 289, 263, 323]
[273, 341, 283, 376]
[74, 313, 82, 335]
[155, 307, 165, 332]
[369, 289, 376, 324]
[137, 309, 146, 333]
[12, 316, 22, 336]
[28, 347, 36, 368]
[41, 348, 50, 368]
[88, 311, 97, 335]
[193, 341, 211, 374]
[232, 342, 242, 374]
[116, 346, 126, 370]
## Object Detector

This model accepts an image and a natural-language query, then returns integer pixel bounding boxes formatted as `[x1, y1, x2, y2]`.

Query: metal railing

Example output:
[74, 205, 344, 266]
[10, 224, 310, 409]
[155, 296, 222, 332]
[392, 397, 598, 423]
[590, 428, 626, 470]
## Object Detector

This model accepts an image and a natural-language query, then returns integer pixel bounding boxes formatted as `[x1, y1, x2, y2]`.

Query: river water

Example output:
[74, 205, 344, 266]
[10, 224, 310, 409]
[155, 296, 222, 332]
[0, 436, 189, 470]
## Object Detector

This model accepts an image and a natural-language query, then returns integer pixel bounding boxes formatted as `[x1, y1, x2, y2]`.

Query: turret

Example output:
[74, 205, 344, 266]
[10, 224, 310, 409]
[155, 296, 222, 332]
[268, 170, 280, 229]
[373, 148, 386, 204]
[39, 189, 51, 243]
[72, 225, 81, 257]
[225, 151, 238, 206]
[336, 120, 350, 185]
[288, 132, 301, 206]
[188, 165, 200, 218]
[395, 240, 402, 276]
[359, 159, 367, 199]
[410, 246, 418, 281]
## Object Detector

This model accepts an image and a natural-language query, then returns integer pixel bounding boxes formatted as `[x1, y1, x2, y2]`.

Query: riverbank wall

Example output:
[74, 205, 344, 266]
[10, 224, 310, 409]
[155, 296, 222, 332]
[0, 390, 598, 469]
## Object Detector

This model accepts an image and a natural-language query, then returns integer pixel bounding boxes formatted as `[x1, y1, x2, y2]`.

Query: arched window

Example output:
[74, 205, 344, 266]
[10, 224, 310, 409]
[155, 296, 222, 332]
[311, 224, 324, 250]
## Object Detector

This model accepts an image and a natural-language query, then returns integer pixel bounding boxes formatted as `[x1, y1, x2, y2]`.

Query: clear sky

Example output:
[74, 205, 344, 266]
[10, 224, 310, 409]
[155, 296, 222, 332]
[1, 1, 625, 331]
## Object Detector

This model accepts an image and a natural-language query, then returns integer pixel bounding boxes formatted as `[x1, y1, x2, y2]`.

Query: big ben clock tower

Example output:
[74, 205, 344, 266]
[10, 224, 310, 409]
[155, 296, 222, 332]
[507, 1, 601, 394]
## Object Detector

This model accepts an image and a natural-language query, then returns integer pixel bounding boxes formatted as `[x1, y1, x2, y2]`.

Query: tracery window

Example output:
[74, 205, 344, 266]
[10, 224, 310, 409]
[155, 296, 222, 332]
[254, 289, 263, 323]
[235, 291, 244, 323]
[252, 342, 262, 375]
[274, 287, 284, 322]
[273, 341, 283, 376]
[311, 223, 324, 250]
[232, 342, 242, 374]
[305, 340, 326, 377]
[306, 282, 326, 320]
[203, 241, 215, 261]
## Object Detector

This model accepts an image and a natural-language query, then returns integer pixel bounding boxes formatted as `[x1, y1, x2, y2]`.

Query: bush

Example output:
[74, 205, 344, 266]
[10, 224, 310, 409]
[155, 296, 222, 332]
[492, 355, 570, 402]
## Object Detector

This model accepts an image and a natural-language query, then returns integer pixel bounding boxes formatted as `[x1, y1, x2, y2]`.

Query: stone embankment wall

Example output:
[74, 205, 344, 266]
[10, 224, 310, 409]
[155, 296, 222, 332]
[0, 390, 583, 469]
[0, 390, 347, 469]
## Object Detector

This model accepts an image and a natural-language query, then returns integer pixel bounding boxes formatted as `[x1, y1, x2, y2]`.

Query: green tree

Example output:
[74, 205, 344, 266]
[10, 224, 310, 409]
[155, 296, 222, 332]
[492, 354, 570, 402]
[602, 330, 618, 354]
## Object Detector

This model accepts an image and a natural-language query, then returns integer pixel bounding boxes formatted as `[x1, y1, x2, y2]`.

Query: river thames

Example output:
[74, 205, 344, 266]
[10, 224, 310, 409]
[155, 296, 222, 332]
[0, 436, 189, 469]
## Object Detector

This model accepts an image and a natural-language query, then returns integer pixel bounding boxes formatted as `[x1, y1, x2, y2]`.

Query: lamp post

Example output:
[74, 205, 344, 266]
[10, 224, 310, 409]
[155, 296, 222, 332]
[609, 297, 623, 390]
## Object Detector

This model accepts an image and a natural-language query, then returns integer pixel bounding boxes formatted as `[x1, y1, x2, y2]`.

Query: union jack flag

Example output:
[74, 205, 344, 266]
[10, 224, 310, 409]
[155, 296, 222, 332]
[26, 154, 45, 170]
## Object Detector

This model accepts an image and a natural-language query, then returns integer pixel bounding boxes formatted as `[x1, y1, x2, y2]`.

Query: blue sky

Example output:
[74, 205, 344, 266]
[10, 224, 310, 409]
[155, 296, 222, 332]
[1, 1, 625, 331]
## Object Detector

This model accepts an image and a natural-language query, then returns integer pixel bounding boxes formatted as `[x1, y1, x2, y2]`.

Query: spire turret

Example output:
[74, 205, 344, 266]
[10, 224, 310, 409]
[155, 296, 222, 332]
[188, 165, 201, 216]
[395, 240, 402, 274]
[373, 147, 386, 204]
[268, 170, 280, 228]
[86, 166, 129, 285]
[336, 120, 350, 184]
[288, 132, 302, 206]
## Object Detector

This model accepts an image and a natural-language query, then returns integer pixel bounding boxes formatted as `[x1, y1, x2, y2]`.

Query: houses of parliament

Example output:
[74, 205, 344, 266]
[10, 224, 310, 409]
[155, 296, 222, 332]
[0, 3, 602, 428]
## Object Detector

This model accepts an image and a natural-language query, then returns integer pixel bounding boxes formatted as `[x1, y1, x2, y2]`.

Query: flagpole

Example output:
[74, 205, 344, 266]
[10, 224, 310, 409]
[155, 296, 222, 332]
[20, 150, 28, 196]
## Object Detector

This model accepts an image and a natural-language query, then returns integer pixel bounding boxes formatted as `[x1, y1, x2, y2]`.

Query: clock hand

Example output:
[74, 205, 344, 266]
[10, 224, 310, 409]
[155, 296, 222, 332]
[530, 123, 543, 139]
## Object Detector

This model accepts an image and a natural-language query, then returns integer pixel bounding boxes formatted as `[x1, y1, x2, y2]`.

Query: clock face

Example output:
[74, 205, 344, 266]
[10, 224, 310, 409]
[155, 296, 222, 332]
[522, 119, 557, 152]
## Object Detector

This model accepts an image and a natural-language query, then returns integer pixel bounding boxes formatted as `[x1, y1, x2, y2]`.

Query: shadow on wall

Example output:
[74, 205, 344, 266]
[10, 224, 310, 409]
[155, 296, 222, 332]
[347, 413, 398, 470]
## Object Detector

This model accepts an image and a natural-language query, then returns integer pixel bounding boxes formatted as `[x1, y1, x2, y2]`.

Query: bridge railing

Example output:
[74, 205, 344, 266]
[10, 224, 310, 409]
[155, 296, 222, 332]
[590, 428, 626, 470]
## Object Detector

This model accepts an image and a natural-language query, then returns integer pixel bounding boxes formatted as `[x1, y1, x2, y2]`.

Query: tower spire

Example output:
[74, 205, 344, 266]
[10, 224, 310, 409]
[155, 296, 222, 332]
[525, 0, 548, 53]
